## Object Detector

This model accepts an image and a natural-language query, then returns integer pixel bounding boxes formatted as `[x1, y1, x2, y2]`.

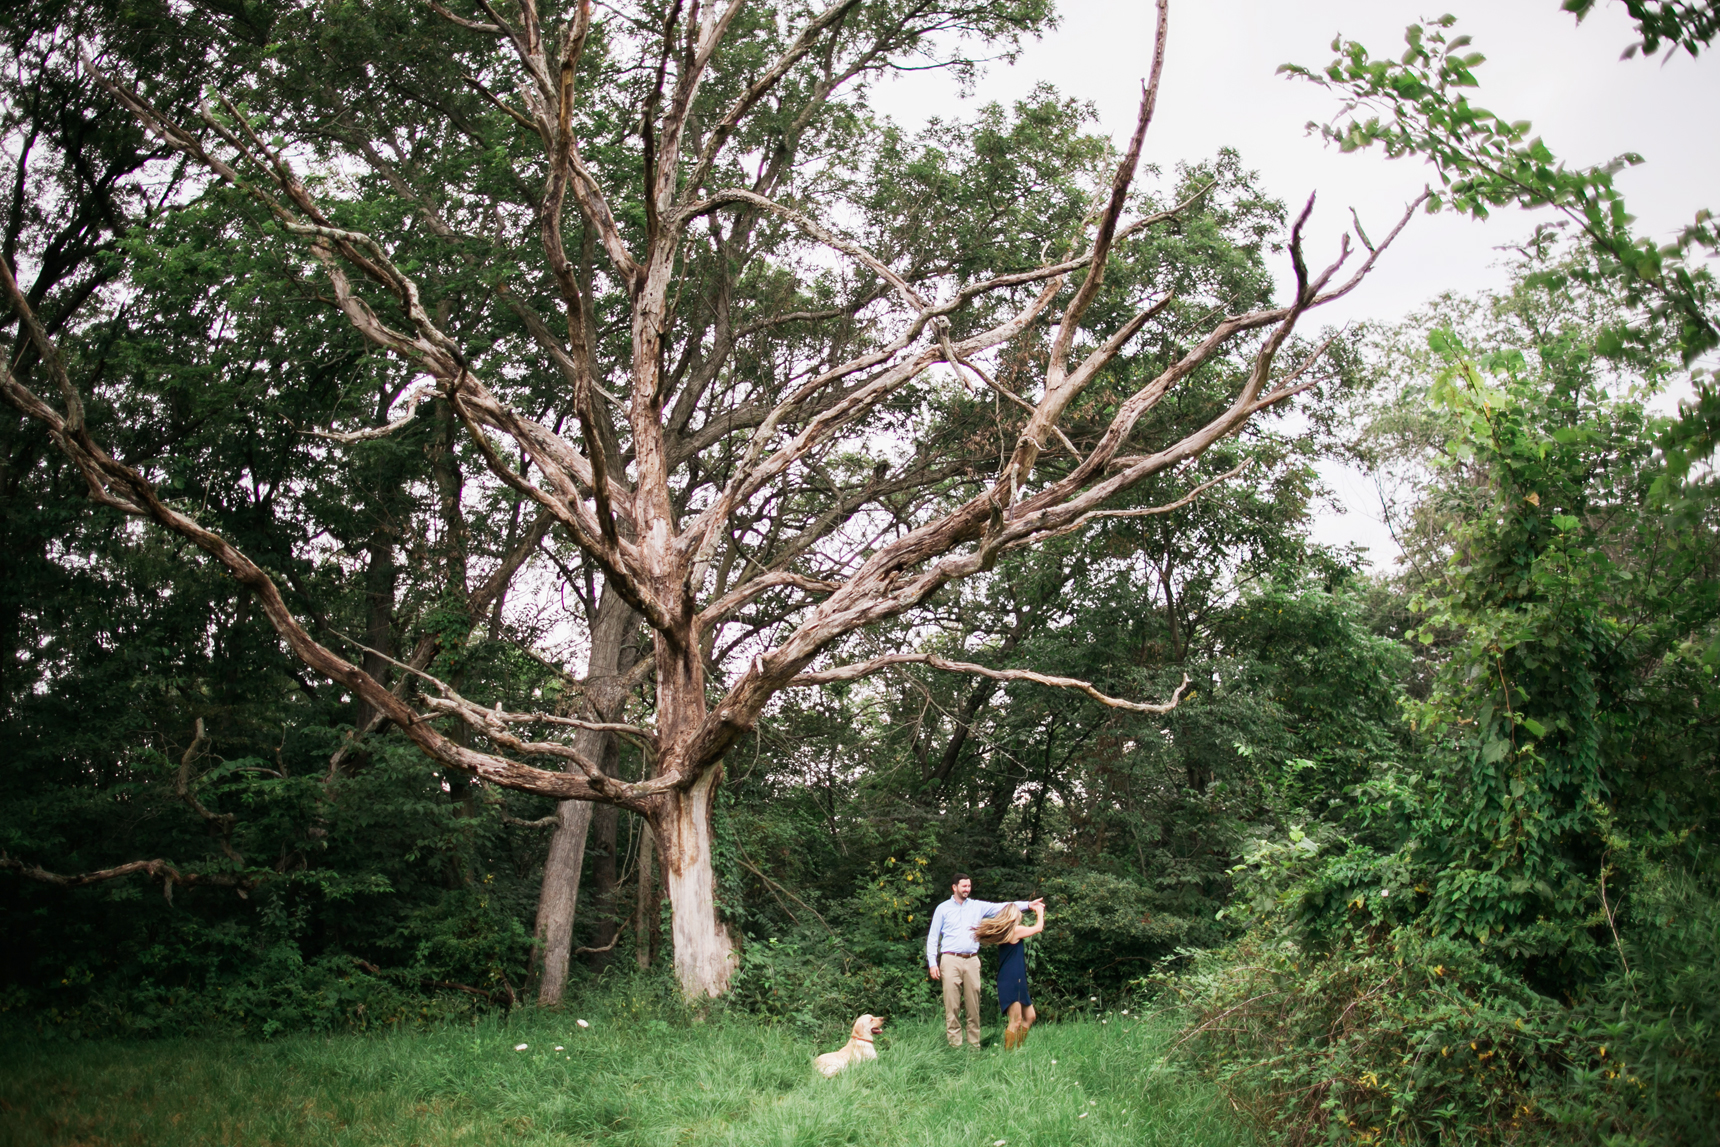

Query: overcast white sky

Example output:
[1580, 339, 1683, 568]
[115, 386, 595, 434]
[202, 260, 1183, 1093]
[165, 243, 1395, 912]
[867, 0, 1720, 569]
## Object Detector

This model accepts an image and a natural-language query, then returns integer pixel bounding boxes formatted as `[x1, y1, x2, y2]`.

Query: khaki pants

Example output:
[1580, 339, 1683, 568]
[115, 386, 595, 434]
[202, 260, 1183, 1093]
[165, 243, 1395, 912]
[940, 952, 982, 1047]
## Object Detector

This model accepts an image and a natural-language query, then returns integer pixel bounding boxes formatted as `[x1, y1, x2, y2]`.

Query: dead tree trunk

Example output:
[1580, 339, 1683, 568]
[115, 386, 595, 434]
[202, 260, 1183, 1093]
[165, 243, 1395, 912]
[637, 619, 737, 997]
[650, 764, 733, 996]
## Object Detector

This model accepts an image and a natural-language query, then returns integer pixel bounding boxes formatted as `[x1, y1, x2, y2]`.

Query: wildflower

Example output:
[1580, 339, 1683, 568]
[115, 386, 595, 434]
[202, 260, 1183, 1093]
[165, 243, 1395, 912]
[1078, 1113, 1088, 1119]
[577, 1019, 590, 1028]
[554, 1046, 564, 1051]
[514, 1043, 529, 1051]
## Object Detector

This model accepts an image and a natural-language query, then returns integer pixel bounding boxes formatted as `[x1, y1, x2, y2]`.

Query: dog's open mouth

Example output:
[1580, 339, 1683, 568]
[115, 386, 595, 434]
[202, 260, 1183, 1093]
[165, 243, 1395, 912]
[870, 1021, 885, 1035]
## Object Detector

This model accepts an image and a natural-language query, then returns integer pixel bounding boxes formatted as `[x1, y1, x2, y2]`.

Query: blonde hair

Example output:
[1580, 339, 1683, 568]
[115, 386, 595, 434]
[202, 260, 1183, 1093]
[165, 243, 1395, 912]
[974, 904, 1021, 946]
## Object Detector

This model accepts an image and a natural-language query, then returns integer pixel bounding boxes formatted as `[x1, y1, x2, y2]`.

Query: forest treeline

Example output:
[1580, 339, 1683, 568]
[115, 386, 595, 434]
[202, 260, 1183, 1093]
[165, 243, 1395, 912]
[2, 1, 1717, 1143]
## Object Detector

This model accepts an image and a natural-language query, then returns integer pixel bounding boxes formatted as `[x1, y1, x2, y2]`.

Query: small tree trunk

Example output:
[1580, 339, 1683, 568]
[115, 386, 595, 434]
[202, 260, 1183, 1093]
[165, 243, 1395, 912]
[533, 797, 594, 1005]
[353, 528, 396, 731]
[634, 819, 656, 970]
[530, 579, 639, 1007]
[586, 745, 622, 970]
[428, 396, 468, 599]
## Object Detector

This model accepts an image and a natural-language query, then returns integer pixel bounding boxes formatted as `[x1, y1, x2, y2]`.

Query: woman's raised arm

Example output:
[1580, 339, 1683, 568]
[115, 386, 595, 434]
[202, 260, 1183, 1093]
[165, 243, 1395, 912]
[1011, 906, 1047, 943]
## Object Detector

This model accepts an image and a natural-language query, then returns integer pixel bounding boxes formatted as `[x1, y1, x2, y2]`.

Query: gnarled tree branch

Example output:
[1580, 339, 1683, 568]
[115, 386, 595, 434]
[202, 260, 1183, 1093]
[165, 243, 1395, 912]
[790, 656, 1193, 716]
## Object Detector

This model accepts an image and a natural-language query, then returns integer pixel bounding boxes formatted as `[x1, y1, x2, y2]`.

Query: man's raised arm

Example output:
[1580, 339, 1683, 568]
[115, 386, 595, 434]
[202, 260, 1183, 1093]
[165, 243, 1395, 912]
[976, 899, 1034, 918]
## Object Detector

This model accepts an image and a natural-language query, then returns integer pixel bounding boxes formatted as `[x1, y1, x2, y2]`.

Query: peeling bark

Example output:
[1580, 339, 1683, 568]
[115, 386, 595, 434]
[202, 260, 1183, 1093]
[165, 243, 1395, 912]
[651, 764, 735, 997]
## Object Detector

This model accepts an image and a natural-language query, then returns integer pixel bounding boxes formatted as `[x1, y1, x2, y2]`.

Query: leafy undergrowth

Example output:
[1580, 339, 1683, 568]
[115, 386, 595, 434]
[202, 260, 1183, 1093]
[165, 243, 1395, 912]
[0, 1005, 1252, 1147]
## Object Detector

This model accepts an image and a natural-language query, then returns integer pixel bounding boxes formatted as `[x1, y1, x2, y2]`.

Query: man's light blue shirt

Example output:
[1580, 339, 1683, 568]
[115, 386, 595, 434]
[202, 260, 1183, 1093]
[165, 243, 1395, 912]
[926, 896, 1031, 968]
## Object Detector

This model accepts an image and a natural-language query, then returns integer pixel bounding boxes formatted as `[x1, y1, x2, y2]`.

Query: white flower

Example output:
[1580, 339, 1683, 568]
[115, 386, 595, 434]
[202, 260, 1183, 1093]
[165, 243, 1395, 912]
[1050, 1059, 1057, 1064]
[993, 1140, 1008, 1146]
[514, 1043, 528, 1051]
[576, 1019, 590, 1028]
[1089, 1101, 1097, 1106]
[1079, 1113, 1088, 1119]
[1089, 996, 1098, 1002]
[554, 1046, 564, 1051]
[1121, 1009, 1128, 1014]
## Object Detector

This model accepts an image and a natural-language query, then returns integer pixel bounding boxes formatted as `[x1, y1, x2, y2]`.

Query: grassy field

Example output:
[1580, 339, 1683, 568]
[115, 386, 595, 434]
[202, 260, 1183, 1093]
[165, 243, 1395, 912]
[0, 1003, 1252, 1147]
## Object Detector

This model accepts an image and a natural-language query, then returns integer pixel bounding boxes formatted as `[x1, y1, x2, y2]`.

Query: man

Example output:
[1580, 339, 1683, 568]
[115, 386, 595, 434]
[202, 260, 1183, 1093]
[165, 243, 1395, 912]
[925, 874, 1043, 1048]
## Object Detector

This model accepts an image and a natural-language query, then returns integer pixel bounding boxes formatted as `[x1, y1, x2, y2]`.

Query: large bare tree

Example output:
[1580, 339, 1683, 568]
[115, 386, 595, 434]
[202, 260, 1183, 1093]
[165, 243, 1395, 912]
[3, 0, 1419, 998]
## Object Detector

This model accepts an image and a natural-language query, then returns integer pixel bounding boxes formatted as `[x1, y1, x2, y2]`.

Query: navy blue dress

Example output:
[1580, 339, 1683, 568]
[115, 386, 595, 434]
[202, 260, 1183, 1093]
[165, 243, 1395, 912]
[997, 939, 1031, 1010]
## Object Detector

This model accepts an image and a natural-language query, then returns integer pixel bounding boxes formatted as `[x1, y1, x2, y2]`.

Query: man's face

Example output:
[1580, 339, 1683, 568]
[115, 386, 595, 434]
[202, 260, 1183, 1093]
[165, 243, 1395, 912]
[952, 878, 972, 901]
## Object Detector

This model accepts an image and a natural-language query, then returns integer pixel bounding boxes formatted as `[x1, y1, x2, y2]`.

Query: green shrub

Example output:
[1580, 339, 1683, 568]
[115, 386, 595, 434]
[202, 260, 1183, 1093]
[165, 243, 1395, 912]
[1161, 927, 1571, 1144]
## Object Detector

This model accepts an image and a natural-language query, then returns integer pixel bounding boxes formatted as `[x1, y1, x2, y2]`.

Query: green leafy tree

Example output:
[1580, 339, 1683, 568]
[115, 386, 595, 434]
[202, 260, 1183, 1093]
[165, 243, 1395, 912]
[1172, 245, 1720, 1145]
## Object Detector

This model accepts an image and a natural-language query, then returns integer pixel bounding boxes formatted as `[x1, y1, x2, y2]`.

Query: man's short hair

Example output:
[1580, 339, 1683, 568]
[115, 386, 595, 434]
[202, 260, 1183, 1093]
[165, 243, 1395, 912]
[950, 872, 971, 887]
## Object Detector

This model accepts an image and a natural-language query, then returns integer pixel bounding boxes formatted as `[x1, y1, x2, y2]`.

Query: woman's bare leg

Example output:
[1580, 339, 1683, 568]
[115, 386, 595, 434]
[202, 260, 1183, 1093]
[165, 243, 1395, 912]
[1010, 1002, 1035, 1047]
[1005, 1002, 1024, 1049]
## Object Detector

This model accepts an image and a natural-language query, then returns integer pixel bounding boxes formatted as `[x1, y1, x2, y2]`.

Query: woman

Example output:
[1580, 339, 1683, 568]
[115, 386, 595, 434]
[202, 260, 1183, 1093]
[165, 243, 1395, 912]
[975, 900, 1045, 1050]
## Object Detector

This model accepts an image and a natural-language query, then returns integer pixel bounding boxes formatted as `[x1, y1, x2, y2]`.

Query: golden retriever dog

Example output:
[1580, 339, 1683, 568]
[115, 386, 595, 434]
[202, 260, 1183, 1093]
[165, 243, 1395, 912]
[814, 1014, 884, 1076]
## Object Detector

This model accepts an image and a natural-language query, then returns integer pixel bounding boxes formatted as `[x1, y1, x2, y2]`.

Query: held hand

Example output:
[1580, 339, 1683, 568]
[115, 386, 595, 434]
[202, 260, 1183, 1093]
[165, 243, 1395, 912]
[1029, 898, 1046, 913]
[929, 965, 942, 981]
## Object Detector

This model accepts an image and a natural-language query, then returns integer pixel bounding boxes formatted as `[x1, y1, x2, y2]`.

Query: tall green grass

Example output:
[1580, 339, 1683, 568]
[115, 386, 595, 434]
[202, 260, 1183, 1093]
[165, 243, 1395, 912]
[0, 1004, 1252, 1146]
